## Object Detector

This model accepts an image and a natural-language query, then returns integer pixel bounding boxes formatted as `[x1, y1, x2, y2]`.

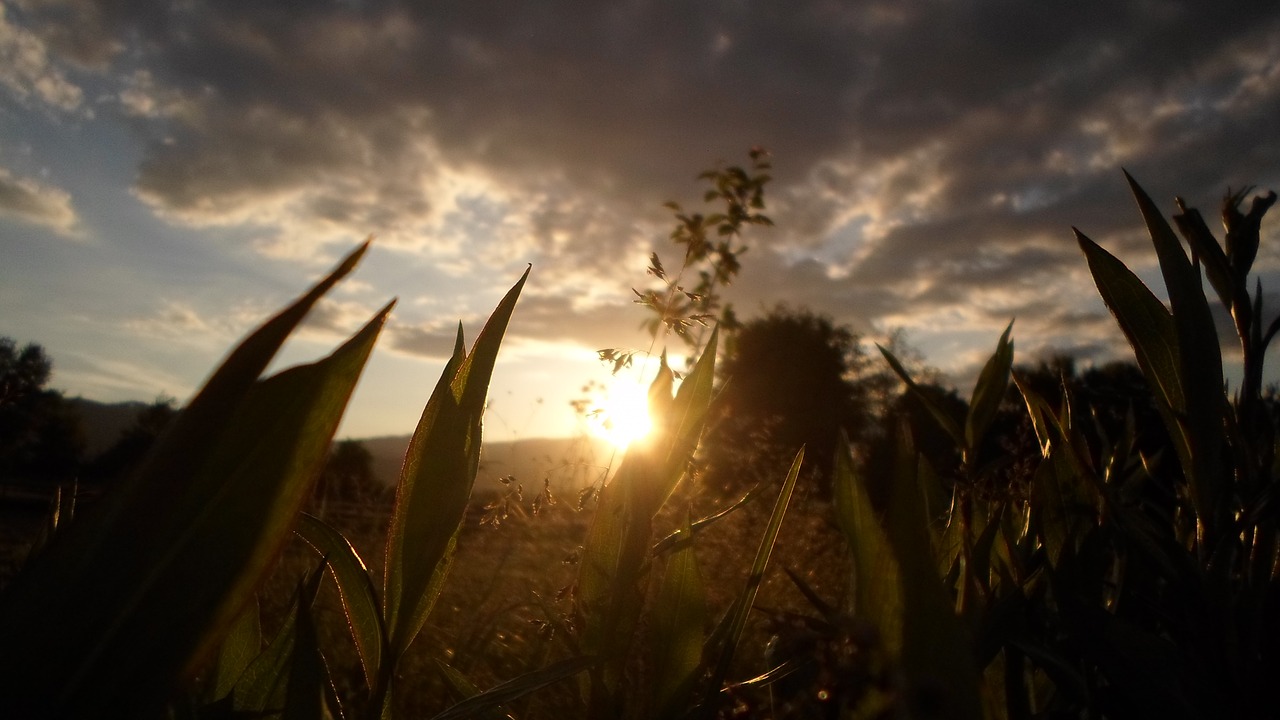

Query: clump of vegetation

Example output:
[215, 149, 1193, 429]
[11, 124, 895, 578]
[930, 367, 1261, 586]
[0, 161, 1276, 720]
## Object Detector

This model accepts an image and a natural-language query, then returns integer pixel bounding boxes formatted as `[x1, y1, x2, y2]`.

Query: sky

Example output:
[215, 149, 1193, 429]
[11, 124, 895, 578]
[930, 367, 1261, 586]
[3, 1, 1280, 443]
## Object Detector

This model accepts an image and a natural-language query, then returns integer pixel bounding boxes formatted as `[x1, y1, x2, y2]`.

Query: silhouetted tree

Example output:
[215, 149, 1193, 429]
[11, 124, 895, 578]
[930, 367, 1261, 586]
[0, 338, 51, 408]
[0, 338, 83, 484]
[700, 307, 870, 497]
[312, 439, 379, 514]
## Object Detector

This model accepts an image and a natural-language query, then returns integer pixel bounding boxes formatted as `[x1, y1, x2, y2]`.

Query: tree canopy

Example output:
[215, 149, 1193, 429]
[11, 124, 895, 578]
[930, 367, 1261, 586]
[0, 338, 83, 484]
[700, 306, 871, 497]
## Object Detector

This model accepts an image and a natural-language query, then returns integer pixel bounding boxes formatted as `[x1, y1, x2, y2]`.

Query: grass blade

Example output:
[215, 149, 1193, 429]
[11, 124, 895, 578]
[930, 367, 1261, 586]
[832, 431, 903, 656]
[1075, 231, 1195, 477]
[0, 291, 390, 717]
[209, 598, 263, 702]
[430, 656, 596, 720]
[651, 513, 706, 718]
[966, 320, 1014, 452]
[878, 345, 964, 447]
[886, 433, 983, 720]
[706, 448, 804, 697]
[296, 512, 385, 687]
[383, 268, 528, 661]
[435, 662, 512, 720]
[1125, 172, 1226, 542]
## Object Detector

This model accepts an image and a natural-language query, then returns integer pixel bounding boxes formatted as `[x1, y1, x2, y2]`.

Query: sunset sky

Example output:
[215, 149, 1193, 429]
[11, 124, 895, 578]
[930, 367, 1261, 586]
[3, 1, 1280, 442]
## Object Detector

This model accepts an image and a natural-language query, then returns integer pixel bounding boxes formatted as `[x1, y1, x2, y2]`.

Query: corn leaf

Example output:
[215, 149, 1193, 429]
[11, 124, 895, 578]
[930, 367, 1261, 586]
[650, 513, 706, 718]
[383, 268, 528, 661]
[1012, 371, 1054, 456]
[886, 434, 983, 720]
[577, 333, 718, 704]
[966, 321, 1014, 452]
[435, 662, 513, 720]
[832, 431, 903, 656]
[235, 561, 327, 714]
[283, 576, 327, 720]
[210, 599, 263, 702]
[1031, 450, 1095, 569]
[641, 328, 720, 517]
[1075, 231, 1196, 482]
[707, 448, 804, 697]
[1125, 172, 1226, 539]
[295, 512, 385, 687]
[878, 345, 965, 448]
[0, 276, 389, 717]
[1173, 202, 1234, 310]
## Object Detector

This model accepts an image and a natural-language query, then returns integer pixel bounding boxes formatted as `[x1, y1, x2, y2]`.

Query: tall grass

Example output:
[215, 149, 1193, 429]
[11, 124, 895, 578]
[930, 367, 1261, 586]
[1, 169, 1275, 719]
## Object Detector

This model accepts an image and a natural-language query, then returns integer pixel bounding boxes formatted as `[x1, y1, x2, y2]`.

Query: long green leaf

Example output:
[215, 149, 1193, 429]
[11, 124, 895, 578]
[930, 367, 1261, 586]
[966, 321, 1014, 453]
[651, 513, 706, 718]
[576, 333, 718, 708]
[706, 448, 804, 698]
[383, 268, 528, 661]
[435, 662, 512, 720]
[1125, 172, 1226, 541]
[832, 431, 903, 656]
[296, 512, 385, 687]
[209, 598, 263, 702]
[1075, 231, 1195, 478]
[234, 561, 328, 714]
[878, 345, 965, 448]
[0, 283, 390, 717]
[886, 433, 983, 720]
[283, 575, 328, 720]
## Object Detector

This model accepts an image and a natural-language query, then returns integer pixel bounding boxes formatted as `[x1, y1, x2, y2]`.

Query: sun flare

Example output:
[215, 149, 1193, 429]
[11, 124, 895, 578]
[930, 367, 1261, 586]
[585, 382, 654, 450]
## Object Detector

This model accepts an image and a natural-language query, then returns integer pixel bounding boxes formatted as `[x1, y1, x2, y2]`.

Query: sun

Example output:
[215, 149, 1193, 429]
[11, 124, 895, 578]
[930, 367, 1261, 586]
[585, 381, 654, 450]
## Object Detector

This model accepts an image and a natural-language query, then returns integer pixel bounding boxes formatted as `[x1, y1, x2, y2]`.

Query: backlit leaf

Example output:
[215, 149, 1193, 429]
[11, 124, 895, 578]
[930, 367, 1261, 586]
[295, 512, 385, 687]
[832, 431, 903, 656]
[651, 513, 706, 718]
[1125, 172, 1226, 539]
[966, 321, 1014, 453]
[707, 448, 804, 697]
[0, 265, 389, 717]
[886, 433, 983, 720]
[879, 345, 964, 448]
[383, 268, 528, 662]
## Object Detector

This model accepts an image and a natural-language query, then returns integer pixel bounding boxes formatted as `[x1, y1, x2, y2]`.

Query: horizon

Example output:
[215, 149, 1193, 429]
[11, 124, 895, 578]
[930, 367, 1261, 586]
[4, 2, 1280, 442]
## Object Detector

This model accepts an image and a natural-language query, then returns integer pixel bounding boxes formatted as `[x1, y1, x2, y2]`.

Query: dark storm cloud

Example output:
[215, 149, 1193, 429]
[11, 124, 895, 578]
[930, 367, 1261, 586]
[14, 0, 1280, 372]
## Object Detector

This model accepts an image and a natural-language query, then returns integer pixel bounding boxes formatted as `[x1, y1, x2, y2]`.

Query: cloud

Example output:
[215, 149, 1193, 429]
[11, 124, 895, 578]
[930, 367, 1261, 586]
[0, 2, 84, 112]
[12, 1, 1280, 383]
[0, 165, 80, 235]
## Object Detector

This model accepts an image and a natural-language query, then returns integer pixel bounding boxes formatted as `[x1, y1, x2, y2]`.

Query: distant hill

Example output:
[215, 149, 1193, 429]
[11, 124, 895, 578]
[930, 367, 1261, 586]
[359, 434, 618, 494]
[65, 398, 153, 457]
[64, 397, 618, 495]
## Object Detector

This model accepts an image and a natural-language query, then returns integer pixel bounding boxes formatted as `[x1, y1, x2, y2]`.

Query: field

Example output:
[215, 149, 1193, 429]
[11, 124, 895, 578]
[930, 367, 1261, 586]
[263, 470, 852, 717]
[2, 176, 1278, 718]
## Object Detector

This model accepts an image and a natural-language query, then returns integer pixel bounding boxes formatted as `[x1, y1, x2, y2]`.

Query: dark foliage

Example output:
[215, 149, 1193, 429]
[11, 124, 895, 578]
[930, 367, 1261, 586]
[0, 339, 83, 484]
[312, 439, 381, 510]
[701, 307, 870, 498]
[82, 398, 178, 485]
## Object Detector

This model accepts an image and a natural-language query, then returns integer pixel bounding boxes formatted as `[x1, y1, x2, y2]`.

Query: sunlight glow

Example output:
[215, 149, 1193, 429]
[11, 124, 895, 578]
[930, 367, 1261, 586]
[584, 381, 654, 450]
